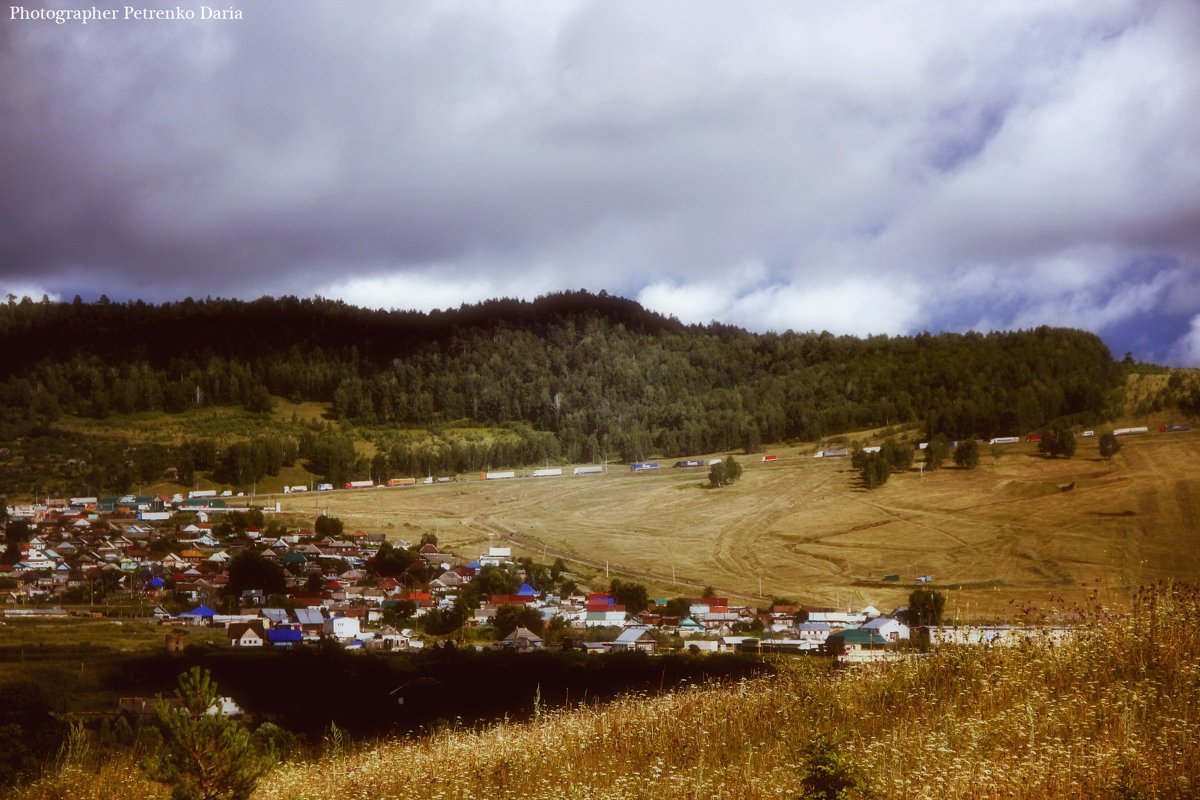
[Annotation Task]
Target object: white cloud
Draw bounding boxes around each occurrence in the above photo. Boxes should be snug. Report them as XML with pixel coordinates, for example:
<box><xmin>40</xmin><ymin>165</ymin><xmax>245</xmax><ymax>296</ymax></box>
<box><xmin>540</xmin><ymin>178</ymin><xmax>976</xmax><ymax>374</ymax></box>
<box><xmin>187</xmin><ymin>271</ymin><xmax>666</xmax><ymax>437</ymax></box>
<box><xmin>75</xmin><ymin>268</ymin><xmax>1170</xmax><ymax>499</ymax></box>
<box><xmin>317</xmin><ymin>266</ymin><xmax>562</xmax><ymax>313</ymax></box>
<box><xmin>0</xmin><ymin>284</ymin><xmax>59</xmax><ymax>304</ymax></box>
<box><xmin>1171</xmin><ymin>315</ymin><xmax>1200</xmax><ymax>368</ymax></box>
<box><xmin>640</xmin><ymin>273</ymin><xmax>921</xmax><ymax>336</ymax></box>
<box><xmin>4</xmin><ymin>0</ymin><xmax>1200</xmax><ymax>361</ymax></box>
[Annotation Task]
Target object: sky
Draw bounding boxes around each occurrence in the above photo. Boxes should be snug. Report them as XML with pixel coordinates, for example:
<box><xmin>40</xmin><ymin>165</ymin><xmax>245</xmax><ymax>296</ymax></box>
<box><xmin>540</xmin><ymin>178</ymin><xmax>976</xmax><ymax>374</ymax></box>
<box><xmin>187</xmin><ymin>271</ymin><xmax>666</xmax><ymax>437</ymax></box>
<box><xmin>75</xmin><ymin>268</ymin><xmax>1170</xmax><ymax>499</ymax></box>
<box><xmin>3</xmin><ymin>0</ymin><xmax>1200</xmax><ymax>364</ymax></box>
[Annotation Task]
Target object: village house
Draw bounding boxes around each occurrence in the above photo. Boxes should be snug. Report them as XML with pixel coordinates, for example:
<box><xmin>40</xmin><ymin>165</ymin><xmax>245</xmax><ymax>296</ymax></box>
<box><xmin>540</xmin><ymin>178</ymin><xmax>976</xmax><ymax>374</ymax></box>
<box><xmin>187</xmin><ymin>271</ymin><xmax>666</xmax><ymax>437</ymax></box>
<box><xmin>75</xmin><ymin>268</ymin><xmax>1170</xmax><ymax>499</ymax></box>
<box><xmin>323</xmin><ymin>615</ymin><xmax>361</xmax><ymax>640</ymax></box>
<box><xmin>609</xmin><ymin>625</ymin><xmax>657</xmax><ymax>654</ymax></box>
<box><xmin>228</xmin><ymin>620</ymin><xmax>267</xmax><ymax>647</ymax></box>
<box><xmin>860</xmin><ymin>616</ymin><xmax>910</xmax><ymax>641</ymax></box>
<box><xmin>501</xmin><ymin>626</ymin><xmax>544</xmax><ymax>651</ymax></box>
<box><xmin>825</xmin><ymin>629</ymin><xmax>903</xmax><ymax>663</ymax></box>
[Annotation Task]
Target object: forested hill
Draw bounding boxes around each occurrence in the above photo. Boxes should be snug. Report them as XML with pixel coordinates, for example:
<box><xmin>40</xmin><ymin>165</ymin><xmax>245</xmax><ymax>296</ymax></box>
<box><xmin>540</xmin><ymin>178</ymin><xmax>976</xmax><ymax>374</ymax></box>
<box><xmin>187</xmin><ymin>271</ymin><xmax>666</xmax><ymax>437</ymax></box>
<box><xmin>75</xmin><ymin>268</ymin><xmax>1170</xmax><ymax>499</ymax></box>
<box><xmin>0</xmin><ymin>292</ymin><xmax>1119</xmax><ymax>463</ymax></box>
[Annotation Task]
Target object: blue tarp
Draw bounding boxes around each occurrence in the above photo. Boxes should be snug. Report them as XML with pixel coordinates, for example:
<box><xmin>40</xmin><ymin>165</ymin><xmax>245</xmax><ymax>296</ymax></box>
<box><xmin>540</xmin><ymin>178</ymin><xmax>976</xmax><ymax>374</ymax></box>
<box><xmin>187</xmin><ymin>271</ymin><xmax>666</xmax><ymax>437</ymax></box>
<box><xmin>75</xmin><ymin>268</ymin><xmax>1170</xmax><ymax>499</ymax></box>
<box><xmin>148</xmin><ymin>576</ymin><xmax>165</xmax><ymax>588</ymax></box>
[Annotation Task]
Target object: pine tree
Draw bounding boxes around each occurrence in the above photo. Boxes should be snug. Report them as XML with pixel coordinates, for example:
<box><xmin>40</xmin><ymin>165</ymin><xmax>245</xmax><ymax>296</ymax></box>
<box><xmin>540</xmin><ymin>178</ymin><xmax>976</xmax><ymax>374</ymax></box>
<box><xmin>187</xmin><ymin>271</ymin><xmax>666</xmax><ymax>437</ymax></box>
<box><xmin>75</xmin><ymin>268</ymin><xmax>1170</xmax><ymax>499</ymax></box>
<box><xmin>145</xmin><ymin>667</ymin><xmax>273</xmax><ymax>800</ymax></box>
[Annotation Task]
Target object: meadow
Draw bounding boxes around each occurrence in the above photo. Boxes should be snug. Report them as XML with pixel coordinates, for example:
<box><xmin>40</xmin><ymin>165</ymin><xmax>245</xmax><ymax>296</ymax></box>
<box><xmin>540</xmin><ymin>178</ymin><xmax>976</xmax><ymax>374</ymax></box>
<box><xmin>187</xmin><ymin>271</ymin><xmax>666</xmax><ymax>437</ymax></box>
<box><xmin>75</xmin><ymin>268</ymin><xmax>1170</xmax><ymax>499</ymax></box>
<box><xmin>277</xmin><ymin>421</ymin><xmax>1200</xmax><ymax>620</ymax></box>
<box><xmin>14</xmin><ymin>581</ymin><xmax>1200</xmax><ymax>799</ymax></box>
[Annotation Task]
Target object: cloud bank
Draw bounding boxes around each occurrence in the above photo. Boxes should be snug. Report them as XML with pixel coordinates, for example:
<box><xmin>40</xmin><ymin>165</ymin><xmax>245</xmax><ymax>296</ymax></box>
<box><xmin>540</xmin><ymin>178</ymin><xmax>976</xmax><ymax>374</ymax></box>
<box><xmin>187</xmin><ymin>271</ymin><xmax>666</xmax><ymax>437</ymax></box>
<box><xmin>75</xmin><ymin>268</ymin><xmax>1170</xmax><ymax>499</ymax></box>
<box><xmin>2</xmin><ymin>0</ymin><xmax>1199</xmax><ymax>362</ymax></box>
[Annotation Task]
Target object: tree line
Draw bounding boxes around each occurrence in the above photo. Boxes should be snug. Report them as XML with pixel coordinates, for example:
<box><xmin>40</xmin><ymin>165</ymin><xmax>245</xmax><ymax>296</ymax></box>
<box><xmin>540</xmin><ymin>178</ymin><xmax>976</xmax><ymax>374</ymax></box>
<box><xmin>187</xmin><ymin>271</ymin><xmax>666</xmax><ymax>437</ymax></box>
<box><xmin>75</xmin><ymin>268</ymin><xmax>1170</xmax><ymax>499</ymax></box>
<box><xmin>0</xmin><ymin>292</ymin><xmax>1123</xmax><ymax>489</ymax></box>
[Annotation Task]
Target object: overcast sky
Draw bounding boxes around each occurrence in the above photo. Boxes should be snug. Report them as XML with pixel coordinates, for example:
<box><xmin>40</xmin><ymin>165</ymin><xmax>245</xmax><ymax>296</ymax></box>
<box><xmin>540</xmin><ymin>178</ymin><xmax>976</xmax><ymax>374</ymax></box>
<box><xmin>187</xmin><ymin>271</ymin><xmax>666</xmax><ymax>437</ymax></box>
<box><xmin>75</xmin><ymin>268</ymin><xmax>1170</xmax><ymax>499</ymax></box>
<box><xmin>3</xmin><ymin>0</ymin><xmax>1200</xmax><ymax>364</ymax></box>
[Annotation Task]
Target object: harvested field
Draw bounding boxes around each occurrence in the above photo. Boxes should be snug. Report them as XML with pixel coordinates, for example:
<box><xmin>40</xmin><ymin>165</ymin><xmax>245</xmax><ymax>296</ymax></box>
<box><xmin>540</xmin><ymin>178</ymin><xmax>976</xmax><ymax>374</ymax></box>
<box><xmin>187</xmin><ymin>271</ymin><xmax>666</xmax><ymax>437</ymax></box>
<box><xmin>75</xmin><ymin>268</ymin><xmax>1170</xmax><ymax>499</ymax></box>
<box><xmin>279</xmin><ymin>428</ymin><xmax>1200</xmax><ymax>620</ymax></box>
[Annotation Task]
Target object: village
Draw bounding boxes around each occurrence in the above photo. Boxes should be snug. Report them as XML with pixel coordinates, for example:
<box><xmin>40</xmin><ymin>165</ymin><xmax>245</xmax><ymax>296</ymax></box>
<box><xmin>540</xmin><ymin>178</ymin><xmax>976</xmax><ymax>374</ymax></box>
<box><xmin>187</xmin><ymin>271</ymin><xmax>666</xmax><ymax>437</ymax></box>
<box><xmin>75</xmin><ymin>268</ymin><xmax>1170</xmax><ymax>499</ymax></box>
<box><xmin>1</xmin><ymin>496</ymin><xmax>1073</xmax><ymax>664</ymax></box>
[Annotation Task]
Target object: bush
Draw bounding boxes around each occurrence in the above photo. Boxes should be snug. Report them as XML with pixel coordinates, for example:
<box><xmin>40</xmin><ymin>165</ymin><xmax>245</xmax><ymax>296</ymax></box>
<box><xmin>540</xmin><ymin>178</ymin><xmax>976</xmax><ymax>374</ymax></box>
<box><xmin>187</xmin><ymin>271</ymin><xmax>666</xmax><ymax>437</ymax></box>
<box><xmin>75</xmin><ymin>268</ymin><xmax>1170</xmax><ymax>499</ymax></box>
<box><xmin>800</xmin><ymin>733</ymin><xmax>871</xmax><ymax>800</ymax></box>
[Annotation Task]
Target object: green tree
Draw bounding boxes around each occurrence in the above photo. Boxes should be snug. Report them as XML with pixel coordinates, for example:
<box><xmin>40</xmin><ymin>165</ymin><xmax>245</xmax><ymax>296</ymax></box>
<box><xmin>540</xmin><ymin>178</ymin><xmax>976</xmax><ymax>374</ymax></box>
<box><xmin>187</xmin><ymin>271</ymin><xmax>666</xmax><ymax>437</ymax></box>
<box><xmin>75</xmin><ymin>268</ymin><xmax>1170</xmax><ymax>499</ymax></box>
<box><xmin>1098</xmin><ymin>431</ymin><xmax>1122</xmax><ymax>459</ymax></box>
<box><xmin>420</xmin><ymin>607</ymin><xmax>463</xmax><ymax>636</ymax></box>
<box><xmin>1038</xmin><ymin>426</ymin><xmax>1077</xmax><ymax>458</ymax></box>
<box><xmin>1</xmin><ymin>519</ymin><xmax>31</xmax><ymax>566</ymax></box>
<box><xmin>708</xmin><ymin>455</ymin><xmax>743</xmax><ymax>488</ymax></box>
<box><xmin>881</xmin><ymin>441</ymin><xmax>914</xmax><ymax>471</ymax></box>
<box><xmin>226</xmin><ymin>551</ymin><xmax>286</xmax><ymax>598</ymax></box>
<box><xmin>799</xmin><ymin>734</ymin><xmax>871</xmax><ymax>800</ymax></box>
<box><xmin>953</xmin><ymin>439</ymin><xmax>980</xmax><ymax>469</ymax></box>
<box><xmin>610</xmin><ymin>578</ymin><xmax>649</xmax><ymax>614</ymax></box>
<box><xmin>492</xmin><ymin>603</ymin><xmax>544</xmax><ymax>637</ymax></box>
<box><xmin>381</xmin><ymin>599</ymin><xmax>417</xmax><ymax>626</ymax></box>
<box><xmin>860</xmin><ymin>453</ymin><xmax>890</xmax><ymax>489</ymax></box>
<box><xmin>0</xmin><ymin>681</ymin><xmax>65</xmax><ymax>786</ymax></box>
<box><xmin>474</xmin><ymin>564</ymin><xmax>521</xmax><ymax>597</ymax></box>
<box><xmin>924</xmin><ymin>434</ymin><xmax>950</xmax><ymax>471</ymax></box>
<box><xmin>367</xmin><ymin>542</ymin><xmax>416</xmax><ymax>578</ymax></box>
<box><xmin>907</xmin><ymin>586</ymin><xmax>946</xmax><ymax>627</ymax></box>
<box><xmin>243</xmin><ymin>385</ymin><xmax>274</xmax><ymax>415</ymax></box>
<box><xmin>145</xmin><ymin>667</ymin><xmax>273</xmax><ymax>800</ymax></box>
<box><xmin>313</xmin><ymin>515</ymin><xmax>344</xmax><ymax>538</ymax></box>
<box><xmin>663</xmin><ymin>597</ymin><xmax>693</xmax><ymax>619</ymax></box>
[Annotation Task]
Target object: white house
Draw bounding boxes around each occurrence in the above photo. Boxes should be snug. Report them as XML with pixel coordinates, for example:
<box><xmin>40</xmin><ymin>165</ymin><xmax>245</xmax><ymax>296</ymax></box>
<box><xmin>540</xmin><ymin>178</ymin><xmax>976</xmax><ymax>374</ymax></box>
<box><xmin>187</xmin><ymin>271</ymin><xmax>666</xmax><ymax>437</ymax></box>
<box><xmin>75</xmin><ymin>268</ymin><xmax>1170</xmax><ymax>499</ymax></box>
<box><xmin>860</xmin><ymin>617</ymin><xmax>909</xmax><ymax>641</ymax></box>
<box><xmin>807</xmin><ymin>609</ymin><xmax>869</xmax><ymax>626</ymax></box>
<box><xmin>479</xmin><ymin>546</ymin><xmax>513</xmax><ymax>567</ymax></box>
<box><xmin>584</xmin><ymin>604</ymin><xmax>627</xmax><ymax>628</ymax></box>
<box><xmin>794</xmin><ymin>621</ymin><xmax>832</xmax><ymax>643</ymax></box>
<box><xmin>227</xmin><ymin>621</ymin><xmax>266</xmax><ymax>647</ymax></box>
<box><xmin>323</xmin><ymin>616</ymin><xmax>361</xmax><ymax>640</ymax></box>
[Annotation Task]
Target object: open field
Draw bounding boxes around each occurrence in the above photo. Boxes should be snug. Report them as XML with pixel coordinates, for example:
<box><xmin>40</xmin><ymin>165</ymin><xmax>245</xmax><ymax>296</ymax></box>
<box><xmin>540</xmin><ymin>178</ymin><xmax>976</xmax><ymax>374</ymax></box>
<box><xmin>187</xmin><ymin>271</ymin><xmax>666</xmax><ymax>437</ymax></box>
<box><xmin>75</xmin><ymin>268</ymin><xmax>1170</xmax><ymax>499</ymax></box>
<box><xmin>278</xmin><ymin>424</ymin><xmax>1200</xmax><ymax>619</ymax></box>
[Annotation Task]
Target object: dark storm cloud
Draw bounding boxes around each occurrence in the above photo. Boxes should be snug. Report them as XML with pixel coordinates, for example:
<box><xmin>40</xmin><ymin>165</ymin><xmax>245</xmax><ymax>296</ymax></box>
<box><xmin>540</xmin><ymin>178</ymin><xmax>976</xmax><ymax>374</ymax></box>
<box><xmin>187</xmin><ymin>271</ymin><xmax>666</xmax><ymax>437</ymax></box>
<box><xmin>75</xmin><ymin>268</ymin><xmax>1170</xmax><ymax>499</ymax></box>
<box><xmin>2</xmin><ymin>0</ymin><xmax>1200</xmax><ymax>362</ymax></box>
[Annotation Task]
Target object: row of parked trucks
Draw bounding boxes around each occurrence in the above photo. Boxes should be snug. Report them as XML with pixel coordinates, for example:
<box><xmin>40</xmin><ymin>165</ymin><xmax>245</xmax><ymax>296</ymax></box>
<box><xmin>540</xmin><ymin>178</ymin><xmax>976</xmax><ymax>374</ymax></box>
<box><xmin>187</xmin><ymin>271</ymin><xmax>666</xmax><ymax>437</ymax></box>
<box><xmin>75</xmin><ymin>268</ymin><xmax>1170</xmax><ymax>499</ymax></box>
<box><xmin>101</xmin><ymin>424</ymin><xmax>1188</xmax><ymax>508</ymax></box>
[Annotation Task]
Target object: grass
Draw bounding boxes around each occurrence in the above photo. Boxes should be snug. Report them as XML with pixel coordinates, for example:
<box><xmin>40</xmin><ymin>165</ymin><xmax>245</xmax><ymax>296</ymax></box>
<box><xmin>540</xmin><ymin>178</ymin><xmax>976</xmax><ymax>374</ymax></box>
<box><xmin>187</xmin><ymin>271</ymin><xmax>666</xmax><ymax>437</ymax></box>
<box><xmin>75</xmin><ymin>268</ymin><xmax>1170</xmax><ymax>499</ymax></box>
<box><xmin>14</xmin><ymin>581</ymin><xmax>1200</xmax><ymax>799</ymax></box>
<box><xmin>0</xmin><ymin>619</ymin><xmax>224</xmax><ymax>713</ymax></box>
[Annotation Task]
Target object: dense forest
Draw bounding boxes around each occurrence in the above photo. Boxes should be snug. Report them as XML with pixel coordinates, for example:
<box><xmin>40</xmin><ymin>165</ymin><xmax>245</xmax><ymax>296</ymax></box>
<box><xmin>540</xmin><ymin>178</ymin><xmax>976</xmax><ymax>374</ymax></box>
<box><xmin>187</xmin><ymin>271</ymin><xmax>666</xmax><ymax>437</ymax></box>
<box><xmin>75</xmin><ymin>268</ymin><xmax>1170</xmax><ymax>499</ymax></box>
<box><xmin>0</xmin><ymin>291</ymin><xmax>1126</xmax><ymax>495</ymax></box>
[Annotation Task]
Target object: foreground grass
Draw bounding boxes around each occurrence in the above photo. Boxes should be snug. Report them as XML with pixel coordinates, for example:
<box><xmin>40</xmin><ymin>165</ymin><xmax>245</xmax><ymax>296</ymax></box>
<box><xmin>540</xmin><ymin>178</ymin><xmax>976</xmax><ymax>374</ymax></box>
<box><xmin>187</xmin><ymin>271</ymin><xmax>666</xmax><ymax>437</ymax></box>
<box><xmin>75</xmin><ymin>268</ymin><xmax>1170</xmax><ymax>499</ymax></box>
<box><xmin>17</xmin><ymin>582</ymin><xmax>1200</xmax><ymax>799</ymax></box>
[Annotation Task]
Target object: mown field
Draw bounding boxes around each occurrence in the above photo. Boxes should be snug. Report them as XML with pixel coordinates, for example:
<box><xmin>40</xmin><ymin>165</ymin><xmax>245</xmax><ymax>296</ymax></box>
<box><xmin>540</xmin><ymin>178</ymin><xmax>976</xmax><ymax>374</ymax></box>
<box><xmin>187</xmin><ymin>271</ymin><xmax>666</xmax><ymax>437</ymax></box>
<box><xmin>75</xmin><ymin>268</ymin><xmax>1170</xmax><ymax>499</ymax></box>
<box><xmin>278</xmin><ymin>420</ymin><xmax>1200</xmax><ymax>619</ymax></box>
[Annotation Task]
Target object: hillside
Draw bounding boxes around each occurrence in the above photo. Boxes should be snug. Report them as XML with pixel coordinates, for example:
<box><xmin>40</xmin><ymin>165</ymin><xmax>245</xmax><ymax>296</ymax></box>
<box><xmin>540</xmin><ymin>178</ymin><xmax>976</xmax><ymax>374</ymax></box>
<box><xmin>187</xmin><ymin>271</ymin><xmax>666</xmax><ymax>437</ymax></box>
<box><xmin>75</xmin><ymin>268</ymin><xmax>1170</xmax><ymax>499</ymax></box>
<box><xmin>14</xmin><ymin>581</ymin><xmax>1200</xmax><ymax>799</ymax></box>
<box><xmin>276</xmin><ymin>422</ymin><xmax>1200</xmax><ymax>618</ymax></box>
<box><xmin>0</xmin><ymin>292</ymin><xmax>1124</xmax><ymax>498</ymax></box>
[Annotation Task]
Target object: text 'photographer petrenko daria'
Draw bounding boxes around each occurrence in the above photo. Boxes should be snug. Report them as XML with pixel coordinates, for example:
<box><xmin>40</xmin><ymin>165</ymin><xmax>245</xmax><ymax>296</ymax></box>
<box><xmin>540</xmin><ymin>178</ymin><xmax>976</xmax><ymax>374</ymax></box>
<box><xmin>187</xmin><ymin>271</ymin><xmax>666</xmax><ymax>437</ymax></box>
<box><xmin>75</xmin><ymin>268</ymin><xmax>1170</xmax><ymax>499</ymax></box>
<box><xmin>9</xmin><ymin>4</ymin><xmax>244</xmax><ymax>24</ymax></box>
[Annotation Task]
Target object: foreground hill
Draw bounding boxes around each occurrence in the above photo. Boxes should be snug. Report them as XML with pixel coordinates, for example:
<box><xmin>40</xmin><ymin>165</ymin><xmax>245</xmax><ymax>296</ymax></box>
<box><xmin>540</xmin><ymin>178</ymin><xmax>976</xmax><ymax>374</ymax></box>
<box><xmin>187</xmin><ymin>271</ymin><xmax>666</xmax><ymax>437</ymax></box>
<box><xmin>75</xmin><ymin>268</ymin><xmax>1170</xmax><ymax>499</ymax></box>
<box><xmin>0</xmin><ymin>292</ymin><xmax>1120</xmax><ymax>496</ymax></box>
<box><xmin>15</xmin><ymin>582</ymin><xmax>1200</xmax><ymax>799</ymax></box>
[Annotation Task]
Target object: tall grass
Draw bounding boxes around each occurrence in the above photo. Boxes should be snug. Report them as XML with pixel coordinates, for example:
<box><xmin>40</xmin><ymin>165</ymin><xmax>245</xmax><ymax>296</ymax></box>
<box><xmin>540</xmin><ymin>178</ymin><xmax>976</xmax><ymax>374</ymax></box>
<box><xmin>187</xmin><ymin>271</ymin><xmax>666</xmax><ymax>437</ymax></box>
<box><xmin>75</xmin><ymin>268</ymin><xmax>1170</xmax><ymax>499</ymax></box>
<box><xmin>14</xmin><ymin>582</ymin><xmax>1200</xmax><ymax>799</ymax></box>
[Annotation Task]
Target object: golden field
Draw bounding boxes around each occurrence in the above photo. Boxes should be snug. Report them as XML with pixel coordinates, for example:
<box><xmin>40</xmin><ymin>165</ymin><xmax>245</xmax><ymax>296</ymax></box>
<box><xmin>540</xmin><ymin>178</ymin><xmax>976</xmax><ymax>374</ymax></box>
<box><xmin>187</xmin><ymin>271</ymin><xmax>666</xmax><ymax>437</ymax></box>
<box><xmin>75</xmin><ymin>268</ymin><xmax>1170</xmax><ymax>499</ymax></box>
<box><xmin>278</xmin><ymin>423</ymin><xmax>1200</xmax><ymax>620</ymax></box>
<box><xmin>16</xmin><ymin>581</ymin><xmax>1200</xmax><ymax>799</ymax></box>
